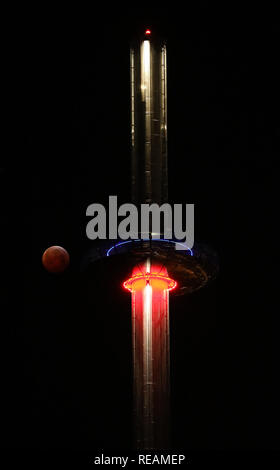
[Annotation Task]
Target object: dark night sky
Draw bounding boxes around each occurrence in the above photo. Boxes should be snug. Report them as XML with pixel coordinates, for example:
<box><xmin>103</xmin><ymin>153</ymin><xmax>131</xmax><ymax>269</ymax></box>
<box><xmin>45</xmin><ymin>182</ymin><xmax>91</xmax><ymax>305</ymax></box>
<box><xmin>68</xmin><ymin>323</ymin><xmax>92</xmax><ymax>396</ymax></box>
<box><xmin>1</xmin><ymin>5</ymin><xmax>280</xmax><ymax>459</ymax></box>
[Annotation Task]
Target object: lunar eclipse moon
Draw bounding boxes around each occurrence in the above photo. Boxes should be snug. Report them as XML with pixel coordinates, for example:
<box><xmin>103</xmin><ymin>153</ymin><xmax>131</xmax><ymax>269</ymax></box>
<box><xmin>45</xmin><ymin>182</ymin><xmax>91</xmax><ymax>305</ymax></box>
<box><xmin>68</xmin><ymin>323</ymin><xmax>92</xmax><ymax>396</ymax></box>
<box><xmin>42</xmin><ymin>245</ymin><xmax>70</xmax><ymax>273</ymax></box>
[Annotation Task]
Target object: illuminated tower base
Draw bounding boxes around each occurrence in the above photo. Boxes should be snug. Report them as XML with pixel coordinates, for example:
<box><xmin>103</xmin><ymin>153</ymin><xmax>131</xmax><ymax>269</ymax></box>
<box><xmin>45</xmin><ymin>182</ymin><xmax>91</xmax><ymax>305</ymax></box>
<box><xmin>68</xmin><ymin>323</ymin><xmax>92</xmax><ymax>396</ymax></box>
<box><xmin>124</xmin><ymin>259</ymin><xmax>176</xmax><ymax>449</ymax></box>
<box><xmin>83</xmin><ymin>239</ymin><xmax>218</xmax><ymax>449</ymax></box>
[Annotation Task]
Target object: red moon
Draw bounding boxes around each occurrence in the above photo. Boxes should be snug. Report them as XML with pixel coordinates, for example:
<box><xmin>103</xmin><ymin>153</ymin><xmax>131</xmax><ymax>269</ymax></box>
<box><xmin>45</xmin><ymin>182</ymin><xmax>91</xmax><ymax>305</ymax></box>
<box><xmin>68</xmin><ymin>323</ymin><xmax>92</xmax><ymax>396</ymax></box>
<box><xmin>42</xmin><ymin>246</ymin><xmax>70</xmax><ymax>273</ymax></box>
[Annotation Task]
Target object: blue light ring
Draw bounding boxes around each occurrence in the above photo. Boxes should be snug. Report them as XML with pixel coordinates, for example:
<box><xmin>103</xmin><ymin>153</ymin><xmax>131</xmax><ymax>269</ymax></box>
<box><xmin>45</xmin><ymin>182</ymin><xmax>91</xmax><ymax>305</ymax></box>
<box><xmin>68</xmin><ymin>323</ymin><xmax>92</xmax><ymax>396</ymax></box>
<box><xmin>106</xmin><ymin>239</ymin><xmax>193</xmax><ymax>257</ymax></box>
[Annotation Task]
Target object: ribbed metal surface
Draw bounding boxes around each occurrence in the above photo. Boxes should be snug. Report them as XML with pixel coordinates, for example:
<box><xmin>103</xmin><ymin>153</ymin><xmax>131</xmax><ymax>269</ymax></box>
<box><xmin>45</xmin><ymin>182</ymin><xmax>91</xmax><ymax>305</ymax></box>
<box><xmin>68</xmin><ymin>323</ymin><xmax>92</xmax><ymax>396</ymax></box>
<box><xmin>130</xmin><ymin>261</ymin><xmax>171</xmax><ymax>449</ymax></box>
<box><xmin>130</xmin><ymin>37</ymin><xmax>168</xmax><ymax>205</ymax></box>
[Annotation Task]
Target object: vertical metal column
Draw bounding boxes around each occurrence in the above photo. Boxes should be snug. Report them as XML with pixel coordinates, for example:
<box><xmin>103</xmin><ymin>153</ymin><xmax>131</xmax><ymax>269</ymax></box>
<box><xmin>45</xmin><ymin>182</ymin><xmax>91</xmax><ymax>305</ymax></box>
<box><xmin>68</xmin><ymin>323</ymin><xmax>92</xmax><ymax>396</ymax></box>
<box><xmin>129</xmin><ymin>30</ymin><xmax>171</xmax><ymax>449</ymax></box>
<box><xmin>126</xmin><ymin>261</ymin><xmax>175</xmax><ymax>449</ymax></box>
<box><xmin>130</xmin><ymin>33</ymin><xmax>168</xmax><ymax>206</ymax></box>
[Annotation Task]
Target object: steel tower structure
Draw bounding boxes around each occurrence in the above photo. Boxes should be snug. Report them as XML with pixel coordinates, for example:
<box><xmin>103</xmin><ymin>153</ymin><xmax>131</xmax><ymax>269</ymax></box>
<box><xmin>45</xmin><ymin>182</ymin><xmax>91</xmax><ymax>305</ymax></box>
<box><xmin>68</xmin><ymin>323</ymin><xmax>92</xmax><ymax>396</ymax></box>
<box><xmin>83</xmin><ymin>27</ymin><xmax>218</xmax><ymax>451</ymax></box>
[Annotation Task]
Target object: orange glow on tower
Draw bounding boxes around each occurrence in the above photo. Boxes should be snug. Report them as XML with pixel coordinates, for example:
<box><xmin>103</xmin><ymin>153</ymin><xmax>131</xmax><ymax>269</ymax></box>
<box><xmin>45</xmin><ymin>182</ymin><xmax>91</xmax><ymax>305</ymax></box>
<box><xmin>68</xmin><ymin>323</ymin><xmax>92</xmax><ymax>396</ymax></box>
<box><xmin>124</xmin><ymin>260</ymin><xmax>176</xmax><ymax>448</ymax></box>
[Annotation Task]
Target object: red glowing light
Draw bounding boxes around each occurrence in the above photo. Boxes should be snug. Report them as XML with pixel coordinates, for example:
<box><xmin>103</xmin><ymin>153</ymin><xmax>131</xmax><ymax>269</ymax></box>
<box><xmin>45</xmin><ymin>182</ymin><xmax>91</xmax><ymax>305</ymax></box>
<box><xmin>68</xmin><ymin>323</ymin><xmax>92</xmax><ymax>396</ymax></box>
<box><xmin>145</xmin><ymin>29</ymin><xmax>151</xmax><ymax>35</ymax></box>
<box><xmin>123</xmin><ymin>271</ymin><xmax>176</xmax><ymax>292</ymax></box>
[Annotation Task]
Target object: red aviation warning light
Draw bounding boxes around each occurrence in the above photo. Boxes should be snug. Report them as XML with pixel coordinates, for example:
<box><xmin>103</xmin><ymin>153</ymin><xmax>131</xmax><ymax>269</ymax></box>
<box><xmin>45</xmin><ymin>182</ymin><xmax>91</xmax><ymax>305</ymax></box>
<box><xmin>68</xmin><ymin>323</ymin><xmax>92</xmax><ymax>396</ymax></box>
<box><xmin>145</xmin><ymin>29</ymin><xmax>151</xmax><ymax>36</ymax></box>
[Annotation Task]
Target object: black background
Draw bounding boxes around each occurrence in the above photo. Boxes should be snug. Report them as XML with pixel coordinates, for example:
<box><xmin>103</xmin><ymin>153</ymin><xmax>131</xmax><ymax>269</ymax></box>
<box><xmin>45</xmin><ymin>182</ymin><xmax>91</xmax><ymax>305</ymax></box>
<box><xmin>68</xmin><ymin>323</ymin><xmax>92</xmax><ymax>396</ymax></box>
<box><xmin>1</xmin><ymin>4</ymin><xmax>280</xmax><ymax>461</ymax></box>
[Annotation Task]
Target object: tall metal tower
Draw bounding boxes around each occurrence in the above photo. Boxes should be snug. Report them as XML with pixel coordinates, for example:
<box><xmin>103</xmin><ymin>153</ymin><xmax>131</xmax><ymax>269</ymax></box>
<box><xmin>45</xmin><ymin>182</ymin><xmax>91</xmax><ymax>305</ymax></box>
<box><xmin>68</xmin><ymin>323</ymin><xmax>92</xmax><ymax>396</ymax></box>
<box><xmin>83</xmin><ymin>27</ymin><xmax>218</xmax><ymax>451</ymax></box>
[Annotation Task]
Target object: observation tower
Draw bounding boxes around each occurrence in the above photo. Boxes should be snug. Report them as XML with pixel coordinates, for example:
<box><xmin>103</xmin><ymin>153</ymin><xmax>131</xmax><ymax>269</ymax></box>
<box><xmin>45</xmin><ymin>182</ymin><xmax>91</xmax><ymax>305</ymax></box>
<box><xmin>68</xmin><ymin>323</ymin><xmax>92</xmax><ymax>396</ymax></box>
<box><xmin>83</xmin><ymin>28</ymin><xmax>218</xmax><ymax>449</ymax></box>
